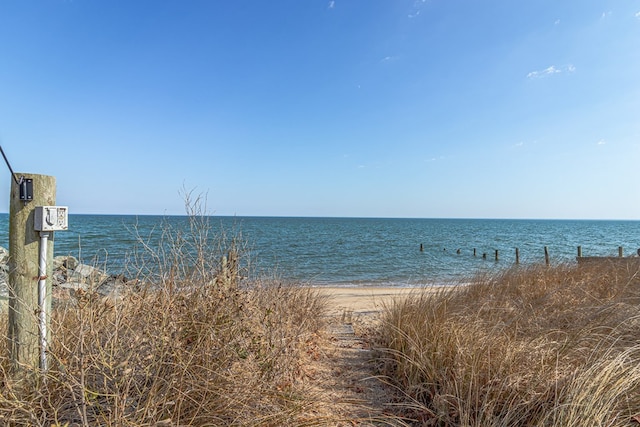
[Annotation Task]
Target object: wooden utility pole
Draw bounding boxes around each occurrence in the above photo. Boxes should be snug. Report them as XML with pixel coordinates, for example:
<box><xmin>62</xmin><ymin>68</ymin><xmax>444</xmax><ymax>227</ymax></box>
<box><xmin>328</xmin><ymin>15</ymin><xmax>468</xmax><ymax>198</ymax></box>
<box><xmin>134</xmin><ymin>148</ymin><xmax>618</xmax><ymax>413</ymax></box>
<box><xmin>8</xmin><ymin>173</ymin><xmax>56</xmax><ymax>375</ymax></box>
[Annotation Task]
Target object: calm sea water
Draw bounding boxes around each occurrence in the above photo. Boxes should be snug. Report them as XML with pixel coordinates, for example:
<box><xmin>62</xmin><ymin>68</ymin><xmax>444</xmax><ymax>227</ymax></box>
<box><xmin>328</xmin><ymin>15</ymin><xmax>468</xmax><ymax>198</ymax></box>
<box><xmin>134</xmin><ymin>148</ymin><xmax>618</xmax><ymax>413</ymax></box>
<box><xmin>0</xmin><ymin>214</ymin><xmax>639</xmax><ymax>287</ymax></box>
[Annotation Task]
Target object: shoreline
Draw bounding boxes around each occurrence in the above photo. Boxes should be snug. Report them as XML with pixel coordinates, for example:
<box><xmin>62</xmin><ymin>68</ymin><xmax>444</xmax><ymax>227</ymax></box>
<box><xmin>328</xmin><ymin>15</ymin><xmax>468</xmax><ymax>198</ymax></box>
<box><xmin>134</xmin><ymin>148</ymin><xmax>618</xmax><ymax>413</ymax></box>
<box><xmin>314</xmin><ymin>286</ymin><xmax>437</xmax><ymax>317</ymax></box>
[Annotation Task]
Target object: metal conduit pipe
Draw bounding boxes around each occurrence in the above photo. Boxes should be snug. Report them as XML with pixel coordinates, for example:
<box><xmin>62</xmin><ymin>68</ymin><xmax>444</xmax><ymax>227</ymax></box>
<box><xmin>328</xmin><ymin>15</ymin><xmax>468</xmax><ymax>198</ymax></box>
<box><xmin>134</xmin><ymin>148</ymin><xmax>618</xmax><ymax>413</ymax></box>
<box><xmin>38</xmin><ymin>231</ymin><xmax>51</xmax><ymax>372</ymax></box>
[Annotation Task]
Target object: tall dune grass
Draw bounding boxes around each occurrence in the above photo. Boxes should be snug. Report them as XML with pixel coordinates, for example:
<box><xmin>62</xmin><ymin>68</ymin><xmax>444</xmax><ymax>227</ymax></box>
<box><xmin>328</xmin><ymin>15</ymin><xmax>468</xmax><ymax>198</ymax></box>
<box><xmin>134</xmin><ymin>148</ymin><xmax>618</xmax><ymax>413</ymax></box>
<box><xmin>0</xmin><ymin>197</ymin><xmax>328</xmax><ymax>426</ymax></box>
<box><xmin>376</xmin><ymin>261</ymin><xmax>640</xmax><ymax>426</ymax></box>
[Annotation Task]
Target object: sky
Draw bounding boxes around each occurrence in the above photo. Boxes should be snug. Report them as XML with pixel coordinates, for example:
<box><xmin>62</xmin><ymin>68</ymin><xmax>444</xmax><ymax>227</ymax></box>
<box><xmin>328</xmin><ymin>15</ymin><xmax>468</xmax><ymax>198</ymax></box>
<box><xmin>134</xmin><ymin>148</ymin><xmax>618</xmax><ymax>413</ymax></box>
<box><xmin>0</xmin><ymin>0</ymin><xmax>639</xmax><ymax>219</ymax></box>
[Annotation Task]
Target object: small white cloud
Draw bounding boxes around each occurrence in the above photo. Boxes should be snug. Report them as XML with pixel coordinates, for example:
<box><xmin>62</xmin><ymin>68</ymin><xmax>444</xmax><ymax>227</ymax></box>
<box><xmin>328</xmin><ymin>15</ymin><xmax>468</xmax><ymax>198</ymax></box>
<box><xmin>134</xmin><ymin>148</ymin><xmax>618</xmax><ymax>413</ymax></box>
<box><xmin>409</xmin><ymin>0</ymin><xmax>427</xmax><ymax>18</ymax></box>
<box><xmin>597</xmin><ymin>139</ymin><xmax>607</xmax><ymax>145</ymax></box>
<box><xmin>527</xmin><ymin>66</ymin><xmax>560</xmax><ymax>79</ymax></box>
<box><xmin>635</xmin><ymin>11</ymin><xmax>640</xmax><ymax>19</ymax></box>
<box><xmin>381</xmin><ymin>55</ymin><xmax>398</xmax><ymax>63</ymax></box>
<box><xmin>554</xmin><ymin>19</ymin><xmax>561</xmax><ymax>25</ymax></box>
<box><xmin>527</xmin><ymin>64</ymin><xmax>575</xmax><ymax>79</ymax></box>
<box><xmin>601</xmin><ymin>11</ymin><xmax>612</xmax><ymax>19</ymax></box>
<box><xmin>513</xmin><ymin>142</ymin><xmax>525</xmax><ymax>148</ymax></box>
<box><xmin>328</xmin><ymin>1</ymin><xmax>335</xmax><ymax>9</ymax></box>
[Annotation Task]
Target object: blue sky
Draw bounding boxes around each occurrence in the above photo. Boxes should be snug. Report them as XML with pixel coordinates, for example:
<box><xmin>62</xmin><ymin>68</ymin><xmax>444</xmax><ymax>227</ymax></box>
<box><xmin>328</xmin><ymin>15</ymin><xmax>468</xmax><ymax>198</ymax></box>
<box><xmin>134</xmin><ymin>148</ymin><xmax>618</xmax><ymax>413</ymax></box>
<box><xmin>1</xmin><ymin>1</ymin><xmax>639</xmax><ymax>219</ymax></box>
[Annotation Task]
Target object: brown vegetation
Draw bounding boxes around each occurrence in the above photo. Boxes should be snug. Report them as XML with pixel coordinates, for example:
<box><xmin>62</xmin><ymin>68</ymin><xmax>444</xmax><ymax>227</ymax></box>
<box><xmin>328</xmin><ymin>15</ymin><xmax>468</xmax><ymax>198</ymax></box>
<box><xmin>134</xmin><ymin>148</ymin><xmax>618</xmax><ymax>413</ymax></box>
<box><xmin>0</xmin><ymin>197</ymin><xmax>332</xmax><ymax>426</ymax></box>
<box><xmin>0</xmin><ymin>273</ymin><xmax>330</xmax><ymax>426</ymax></box>
<box><xmin>375</xmin><ymin>262</ymin><xmax>640</xmax><ymax>426</ymax></box>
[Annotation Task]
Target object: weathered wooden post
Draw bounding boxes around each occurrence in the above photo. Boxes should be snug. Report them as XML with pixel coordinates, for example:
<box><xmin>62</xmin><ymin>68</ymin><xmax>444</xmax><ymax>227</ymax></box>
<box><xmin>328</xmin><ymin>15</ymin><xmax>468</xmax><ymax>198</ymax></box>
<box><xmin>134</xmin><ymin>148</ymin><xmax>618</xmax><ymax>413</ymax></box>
<box><xmin>515</xmin><ymin>248</ymin><xmax>520</xmax><ymax>264</ymax></box>
<box><xmin>544</xmin><ymin>246</ymin><xmax>550</xmax><ymax>266</ymax></box>
<box><xmin>577</xmin><ymin>246</ymin><xmax>582</xmax><ymax>258</ymax></box>
<box><xmin>473</xmin><ymin>248</ymin><xmax>476</xmax><ymax>257</ymax></box>
<box><xmin>8</xmin><ymin>173</ymin><xmax>56</xmax><ymax>376</ymax></box>
<box><xmin>618</xmin><ymin>246</ymin><xmax>623</xmax><ymax>258</ymax></box>
<box><xmin>218</xmin><ymin>248</ymin><xmax>239</xmax><ymax>289</ymax></box>
<box><xmin>495</xmin><ymin>249</ymin><xmax>499</xmax><ymax>261</ymax></box>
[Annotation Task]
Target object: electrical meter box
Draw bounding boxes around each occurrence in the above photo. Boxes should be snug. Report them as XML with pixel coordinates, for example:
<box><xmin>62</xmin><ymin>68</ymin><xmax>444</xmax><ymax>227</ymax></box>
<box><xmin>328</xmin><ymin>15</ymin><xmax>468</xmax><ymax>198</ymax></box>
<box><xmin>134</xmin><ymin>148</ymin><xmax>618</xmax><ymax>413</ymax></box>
<box><xmin>34</xmin><ymin>206</ymin><xmax>69</xmax><ymax>231</ymax></box>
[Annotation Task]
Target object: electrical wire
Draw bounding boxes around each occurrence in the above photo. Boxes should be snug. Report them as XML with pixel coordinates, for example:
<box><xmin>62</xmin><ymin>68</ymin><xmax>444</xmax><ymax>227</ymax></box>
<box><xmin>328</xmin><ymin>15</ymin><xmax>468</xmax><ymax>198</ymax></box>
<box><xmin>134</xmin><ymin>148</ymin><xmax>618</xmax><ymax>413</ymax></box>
<box><xmin>0</xmin><ymin>144</ymin><xmax>20</xmax><ymax>185</ymax></box>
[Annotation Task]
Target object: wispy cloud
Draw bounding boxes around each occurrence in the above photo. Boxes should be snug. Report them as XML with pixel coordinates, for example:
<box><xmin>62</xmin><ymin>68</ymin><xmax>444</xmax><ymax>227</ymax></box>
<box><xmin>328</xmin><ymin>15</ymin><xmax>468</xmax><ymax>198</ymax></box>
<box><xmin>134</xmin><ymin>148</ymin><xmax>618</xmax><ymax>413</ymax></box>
<box><xmin>554</xmin><ymin>19</ymin><xmax>561</xmax><ymax>25</ymax></box>
<box><xmin>635</xmin><ymin>11</ymin><xmax>640</xmax><ymax>19</ymax></box>
<box><xmin>427</xmin><ymin>156</ymin><xmax>445</xmax><ymax>162</ymax></box>
<box><xmin>527</xmin><ymin>65</ymin><xmax>561</xmax><ymax>78</ymax></box>
<box><xmin>408</xmin><ymin>0</ymin><xmax>427</xmax><ymax>18</ymax></box>
<box><xmin>601</xmin><ymin>11</ymin><xmax>612</xmax><ymax>19</ymax></box>
<box><xmin>328</xmin><ymin>1</ymin><xmax>335</xmax><ymax>9</ymax></box>
<box><xmin>597</xmin><ymin>139</ymin><xmax>607</xmax><ymax>146</ymax></box>
<box><xmin>380</xmin><ymin>55</ymin><xmax>398</xmax><ymax>63</ymax></box>
<box><xmin>527</xmin><ymin>64</ymin><xmax>575</xmax><ymax>79</ymax></box>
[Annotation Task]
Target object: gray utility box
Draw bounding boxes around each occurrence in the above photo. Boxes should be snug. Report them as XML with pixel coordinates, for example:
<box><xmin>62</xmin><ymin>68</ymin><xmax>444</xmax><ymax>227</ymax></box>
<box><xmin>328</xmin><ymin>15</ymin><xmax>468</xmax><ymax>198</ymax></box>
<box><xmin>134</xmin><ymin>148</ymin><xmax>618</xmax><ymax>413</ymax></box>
<box><xmin>34</xmin><ymin>206</ymin><xmax>69</xmax><ymax>231</ymax></box>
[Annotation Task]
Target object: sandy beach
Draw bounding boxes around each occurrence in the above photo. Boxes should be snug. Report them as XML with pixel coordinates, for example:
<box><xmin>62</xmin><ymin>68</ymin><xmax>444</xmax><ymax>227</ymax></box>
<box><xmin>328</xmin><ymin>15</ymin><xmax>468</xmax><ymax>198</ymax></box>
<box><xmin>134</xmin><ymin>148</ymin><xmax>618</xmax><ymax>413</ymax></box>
<box><xmin>315</xmin><ymin>286</ymin><xmax>433</xmax><ymax>317</ymax></box>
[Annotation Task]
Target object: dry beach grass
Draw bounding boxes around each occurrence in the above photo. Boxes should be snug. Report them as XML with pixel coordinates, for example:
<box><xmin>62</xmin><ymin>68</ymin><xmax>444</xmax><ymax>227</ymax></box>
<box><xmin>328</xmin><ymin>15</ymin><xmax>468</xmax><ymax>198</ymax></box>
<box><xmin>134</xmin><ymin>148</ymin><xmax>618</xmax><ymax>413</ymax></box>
<box><xmin>0</xmin><ymin>254</ymin><xmax>332</xmax><ymax>425</ymax></box>
<box><xmin>0</xmin><ymin>196</ymin><xmax>336</xmax><ymax>426</ymax></box>
<box><xmin>375</xmin><ymin>261</ymin><xmax>640</xmax><ymax>426</ymax></box>
<box><xmin>3</xmin><ymin>260</ymin><xmax>640</xmax><ymax>425</ymax></box>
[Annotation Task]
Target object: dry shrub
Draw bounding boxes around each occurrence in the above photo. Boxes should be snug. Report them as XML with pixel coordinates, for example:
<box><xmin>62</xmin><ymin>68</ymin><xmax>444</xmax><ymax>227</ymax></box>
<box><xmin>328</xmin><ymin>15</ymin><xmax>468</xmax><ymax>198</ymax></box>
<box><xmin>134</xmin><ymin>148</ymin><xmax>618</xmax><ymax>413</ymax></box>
<box><xmin>376</xmin><ymin>262</ymin><xmax>640</xmax><ymax>426</ymax></box>
<box><xmin>0</xmin><ymin>282</ymin><xmax>326</xmax><ymax>426</ymax></box>
<box><xmin>0</xmin><ymin>196</ymin><xmax>328</xmax><ymax>426</ymax></box>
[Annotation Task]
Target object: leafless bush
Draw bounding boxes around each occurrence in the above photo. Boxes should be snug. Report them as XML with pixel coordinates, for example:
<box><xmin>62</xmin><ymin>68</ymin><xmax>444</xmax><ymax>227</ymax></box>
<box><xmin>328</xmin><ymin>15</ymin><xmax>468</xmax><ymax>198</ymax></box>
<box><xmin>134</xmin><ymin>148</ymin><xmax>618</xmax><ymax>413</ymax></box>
<box><xmin>0</xmin><ymin>195</ymin><xmax>327</xmax><ymax>426</ymax></box>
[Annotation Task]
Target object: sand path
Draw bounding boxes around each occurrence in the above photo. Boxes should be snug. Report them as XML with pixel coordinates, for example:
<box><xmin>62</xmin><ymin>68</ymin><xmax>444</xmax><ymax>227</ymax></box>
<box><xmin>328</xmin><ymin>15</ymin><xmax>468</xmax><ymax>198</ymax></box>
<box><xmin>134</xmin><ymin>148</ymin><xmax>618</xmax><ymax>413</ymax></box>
<box><xmin>300</xmin><ymin>287</ymin><xmax>432</xmax><ymax>425</ymax></box>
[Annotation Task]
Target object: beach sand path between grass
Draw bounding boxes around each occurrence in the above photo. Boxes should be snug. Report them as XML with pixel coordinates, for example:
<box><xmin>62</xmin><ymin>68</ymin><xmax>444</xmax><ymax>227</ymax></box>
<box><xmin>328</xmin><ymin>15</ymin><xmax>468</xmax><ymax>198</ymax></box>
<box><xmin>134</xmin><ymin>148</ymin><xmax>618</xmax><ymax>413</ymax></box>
<box><xmin>299</xmin><ymin>287</ymin><xmax>430</xmax><ymax>426</ymax></box>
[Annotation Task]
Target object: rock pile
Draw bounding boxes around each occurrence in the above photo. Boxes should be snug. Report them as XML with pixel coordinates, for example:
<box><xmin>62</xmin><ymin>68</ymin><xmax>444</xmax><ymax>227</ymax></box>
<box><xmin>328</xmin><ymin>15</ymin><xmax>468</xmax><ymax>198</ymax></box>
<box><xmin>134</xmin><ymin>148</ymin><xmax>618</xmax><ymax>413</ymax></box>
<box><xmin>0</xmin><ymin>246</ymin><xmax>139</xmax><ymax>306</ymax></box>
<box><xmin>0</xmin><ymin>246</ymin><xmax>238</xmax><ymax>309</ymax></box>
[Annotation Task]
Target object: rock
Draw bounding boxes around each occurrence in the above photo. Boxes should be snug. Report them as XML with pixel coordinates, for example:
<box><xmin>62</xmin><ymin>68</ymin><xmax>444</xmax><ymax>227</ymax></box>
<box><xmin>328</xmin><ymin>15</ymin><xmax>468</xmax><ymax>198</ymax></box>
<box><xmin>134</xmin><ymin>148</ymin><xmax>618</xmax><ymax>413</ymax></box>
<box><xmin>0</xmin><ymin>245</ymin><xmax>150</xmax><ymax>307</ymax></box>
<box><xmin>59</xmin><ymin>281</ymin><xmax>90</xmax><ymax>293</ymax></box>
<box><xmin>0</xmin><ymin>246</ymin><xmax>8</xmax><ymax>265</ymax></box>
<box><xmin>52</xmin><ymin>269</ymin><xmax>66</xmax><ymax>287</ymax></box>
<box><xmin>0</xmin><ymin>280</ymin><xmax>7</xmax><ymax>299</ymax></box>
<box><xmin>54</xmin><ymin>255</ymin><xmax>79</xmax><ymax>271</ymax></box>
<box><xmin>0</xmin><ymin>264</ymin><xmax>8</xmax><ymax>297</ymax></box>
<box><xmin>68</xmin><ymin>263</ymin><xmax>109</xmax><ymax>287</ymax></box>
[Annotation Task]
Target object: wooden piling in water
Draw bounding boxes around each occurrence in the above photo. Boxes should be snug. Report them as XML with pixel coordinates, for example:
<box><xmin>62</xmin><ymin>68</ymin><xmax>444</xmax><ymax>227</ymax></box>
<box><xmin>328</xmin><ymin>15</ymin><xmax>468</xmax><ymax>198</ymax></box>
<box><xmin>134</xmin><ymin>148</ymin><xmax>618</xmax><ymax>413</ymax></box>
<box><xmin>577</xmin><ymin>246</ymin><xmax>582</xmax><ymax>258</ymax></box>
<box><xmin>515</xmin><ymin>248</ymin><xmax>520</xmax><ymax>264</ymax></box>
<box><xmin>618</xmin><ymin>246</ymin><xmax>623</xmax><ymax>257</ymax></box>
<box><xmin>495</xmin><ymin>249</ymin><xmax>499</xmax><ymax>261</ymax></box>
<box><xmin>544</xmin><ymin>246</ymin><xmax>550</xmax><ymax>266</ymax></box>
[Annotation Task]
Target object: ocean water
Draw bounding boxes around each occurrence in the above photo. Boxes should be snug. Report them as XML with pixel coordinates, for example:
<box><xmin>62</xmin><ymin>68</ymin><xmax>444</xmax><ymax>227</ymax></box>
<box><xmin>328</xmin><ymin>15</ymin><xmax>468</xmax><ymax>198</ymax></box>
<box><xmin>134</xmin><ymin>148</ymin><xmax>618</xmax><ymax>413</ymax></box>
<box><xmin>0</xmin><ymin>214</ymin><xmax>639</xmax><ymax>287</ymax></box>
